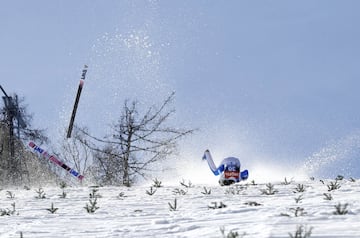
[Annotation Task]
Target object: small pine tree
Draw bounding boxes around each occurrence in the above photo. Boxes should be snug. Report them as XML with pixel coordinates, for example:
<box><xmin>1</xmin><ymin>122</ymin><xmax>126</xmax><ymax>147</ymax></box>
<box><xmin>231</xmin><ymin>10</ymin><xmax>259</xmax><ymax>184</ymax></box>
<box><xmin>168</xmin><ymin>198</ymin><xmax>177</xmax><ymax>211</ymax></box>
<box><xmin>84</xmin><ymin>189</ymin><xmax>100</xmax><ymax>213</ymax></box>
<box><xmin>289</xmin><ymin>225</ymin><xmax>313</xmax><ymax>238</ymax></box>
<box><xmin>35</xmin><ymin>188</ymin><xmax>46</xmax><ymax>199</ymax></box>
<box><xmin>260</xmin><ymin>183</ymin><xmax>278</xmax><ymax>195</ymax></box>
<box><xmin>146</xmin><ymin>187</ymin><xmax>157</xmax><ymax>195</ymax></box>
<box><xmin>46</xmin><ymin>203</ymin><xmax>59</xmax><ymax>214</ymax></box>
<box><xmin>333</xmin><ymin>203</ymin><xmax>349</xmax><ymax>215</ymax></box>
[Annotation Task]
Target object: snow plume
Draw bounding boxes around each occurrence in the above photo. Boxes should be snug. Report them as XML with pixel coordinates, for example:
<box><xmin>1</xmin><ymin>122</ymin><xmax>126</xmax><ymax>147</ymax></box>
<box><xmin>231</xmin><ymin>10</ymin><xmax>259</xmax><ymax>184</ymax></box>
<box><xmin>302</xmin><ymin>131</ymin><xmax>360</xmax><ymax>179</ymax></box>
<box><xmin>172</xmin><ymin>144</ymin><xmax>308</xmax><ymax>185</ymax></box>
<box><xmin>170</xmin><ymin>121</ymin><xmax>309</xmax><ymax>185</ymax></box>
<box><xmin>173</xmin><ymin>150</ymin><xmax>218</xmax><ymax>185</ymax></box>
<box><xmin>67</xmin><ymin>29</ymin><xmax>173</xmax><ymax>138</ymax></box>
<box><xmin>248</xmin><ymin>160</ymin><xmax>308</xmax><ymax>183</ymax></box>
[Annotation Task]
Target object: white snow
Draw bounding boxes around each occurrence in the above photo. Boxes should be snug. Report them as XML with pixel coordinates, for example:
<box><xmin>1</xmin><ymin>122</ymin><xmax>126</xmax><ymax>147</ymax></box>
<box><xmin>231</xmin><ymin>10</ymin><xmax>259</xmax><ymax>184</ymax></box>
<box><xmin>0</xmin><ymin>178</ymin><xmax>359</xmax><ymax>238</ymax></box>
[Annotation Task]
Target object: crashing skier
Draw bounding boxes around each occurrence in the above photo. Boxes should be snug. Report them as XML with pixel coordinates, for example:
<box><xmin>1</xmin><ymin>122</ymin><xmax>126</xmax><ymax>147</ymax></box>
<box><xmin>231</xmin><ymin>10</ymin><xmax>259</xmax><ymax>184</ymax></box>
<box><xmin>202</xmin><ymin>149</ymin><xmax>249</xmax><ymax>186</ymax></box>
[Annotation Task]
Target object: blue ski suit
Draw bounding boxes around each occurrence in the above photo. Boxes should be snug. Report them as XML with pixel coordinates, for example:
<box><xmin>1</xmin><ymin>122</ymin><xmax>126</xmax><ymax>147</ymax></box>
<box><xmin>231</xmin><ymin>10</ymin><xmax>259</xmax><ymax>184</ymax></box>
<box><xmin>202</xmin><ymin>149</ymin><xmax>249</xmax><ymax>185</ymax></box>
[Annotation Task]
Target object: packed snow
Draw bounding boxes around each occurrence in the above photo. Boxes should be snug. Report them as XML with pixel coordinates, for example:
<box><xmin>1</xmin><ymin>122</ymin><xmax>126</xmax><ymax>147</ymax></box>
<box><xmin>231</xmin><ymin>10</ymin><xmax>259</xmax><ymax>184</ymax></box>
<box><xmin>0</xmin><ymin>177</ymin><xmax>359</xmax><ymax>238</ymax></box>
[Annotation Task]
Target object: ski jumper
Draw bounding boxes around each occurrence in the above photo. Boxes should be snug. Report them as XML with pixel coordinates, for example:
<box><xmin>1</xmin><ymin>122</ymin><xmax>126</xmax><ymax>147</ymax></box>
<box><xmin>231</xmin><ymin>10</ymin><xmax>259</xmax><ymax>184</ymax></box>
<box><xmin>202</xmin><ymin>149</ymin><xmax>248</xmax><ymax>185</ymax></box>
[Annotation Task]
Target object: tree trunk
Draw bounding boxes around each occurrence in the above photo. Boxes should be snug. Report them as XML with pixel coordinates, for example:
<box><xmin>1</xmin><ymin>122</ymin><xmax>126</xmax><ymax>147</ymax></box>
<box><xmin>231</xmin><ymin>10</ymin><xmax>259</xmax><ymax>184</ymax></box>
<box><xmin>123</xmin><ymin>156</ymin><xmax>130</xmax><ymax>187</ymax></box>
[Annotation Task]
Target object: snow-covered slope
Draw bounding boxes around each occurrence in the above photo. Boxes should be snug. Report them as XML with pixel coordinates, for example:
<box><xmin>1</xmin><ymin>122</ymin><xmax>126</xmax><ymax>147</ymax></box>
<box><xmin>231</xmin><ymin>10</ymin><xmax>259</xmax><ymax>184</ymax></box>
<box><xmin>0</xmin><ymin>178</ymin><xmax>359</xmax><ymax>238</ymax></box>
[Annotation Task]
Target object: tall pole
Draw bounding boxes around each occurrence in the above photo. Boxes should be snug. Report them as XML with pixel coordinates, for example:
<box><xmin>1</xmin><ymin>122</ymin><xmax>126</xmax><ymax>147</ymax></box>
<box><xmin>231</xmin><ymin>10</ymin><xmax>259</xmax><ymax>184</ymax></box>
<box><xmin>0</xmin><ymin>85</ymin><xmax>9</xmax><ymax>98</ymax></box>
<box><xmin>0</xmin><ymin>85</ymin><xmax>15</xmax><ymax>157</ymax></box>
<box><xmin>0</xmin><ymin>85</ymin><xmax>17</xmax><ymax>182</ymax></box>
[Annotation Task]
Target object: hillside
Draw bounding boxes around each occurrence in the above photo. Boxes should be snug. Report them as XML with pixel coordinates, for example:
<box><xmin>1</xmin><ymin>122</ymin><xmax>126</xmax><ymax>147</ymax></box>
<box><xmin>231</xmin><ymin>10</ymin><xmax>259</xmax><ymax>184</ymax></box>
<box><xmin>0</xmin><ymin>178</ymin><xmax>359</xmax><ymax>237</ymax></box>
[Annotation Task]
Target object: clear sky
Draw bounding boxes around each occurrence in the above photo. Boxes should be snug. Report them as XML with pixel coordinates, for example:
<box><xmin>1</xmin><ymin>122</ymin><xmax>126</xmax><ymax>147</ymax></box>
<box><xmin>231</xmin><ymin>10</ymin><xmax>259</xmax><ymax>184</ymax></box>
<box><xmin>1</xmin><ymin>1</ymin><xmax>360</xmax><ymax>177</ymax></box>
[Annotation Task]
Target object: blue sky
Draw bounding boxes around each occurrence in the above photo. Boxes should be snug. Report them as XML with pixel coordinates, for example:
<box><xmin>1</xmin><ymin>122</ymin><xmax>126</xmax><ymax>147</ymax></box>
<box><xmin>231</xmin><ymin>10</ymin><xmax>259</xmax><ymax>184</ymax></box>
<box><xmin>2</xmin><ymin>1</ymin><xmax>360</xmax><ymax>177</ymax></box>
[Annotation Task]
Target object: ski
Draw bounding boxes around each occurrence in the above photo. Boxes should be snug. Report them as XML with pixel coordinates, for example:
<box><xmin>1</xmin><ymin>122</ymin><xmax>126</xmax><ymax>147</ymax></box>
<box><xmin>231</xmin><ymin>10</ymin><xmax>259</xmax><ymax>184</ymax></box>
<box><xmin>67</xmin><ymin>65</ymin><xmax>88</xmax><ymax>138</ymax></box>
<box><xmin>28</xmin><ymin>141</ymin><xmax>84</xmax><ymax>180</ymax></box>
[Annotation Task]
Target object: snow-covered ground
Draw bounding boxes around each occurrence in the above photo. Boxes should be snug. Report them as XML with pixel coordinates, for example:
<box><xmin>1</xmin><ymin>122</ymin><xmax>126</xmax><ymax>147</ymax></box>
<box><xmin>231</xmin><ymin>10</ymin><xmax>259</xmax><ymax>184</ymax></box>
<box><xmin>0</xmin><ymin>178</ymin><xmax>359</xmax><ymax>238</ymax></box>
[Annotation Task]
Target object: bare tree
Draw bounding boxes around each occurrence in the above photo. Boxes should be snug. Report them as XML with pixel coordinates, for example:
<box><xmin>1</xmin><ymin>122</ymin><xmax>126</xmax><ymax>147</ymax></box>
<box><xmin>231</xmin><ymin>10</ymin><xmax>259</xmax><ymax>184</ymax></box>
<box><xmin>58</xmin><ymin>127</ymin><xmax>92</xmax><ymax>178</ymax></box>
<box><xmin>80</xmin><ymin>92</ymin><xmax>194</xmax><ymax>186</ymax></box>
<box><xmin>0</xmin><ymin>96</ymin><xmax>48</xmax><ymax>143</ymax></box>
<box><xmin>0</xmin><ymin>95</ymin><xmax>48</xmax><ymax>185</ymax></box>
<box><xmin>90</xmin><ymin>145</ymin><xmax>124</xmax><ymax>185</ymax></box>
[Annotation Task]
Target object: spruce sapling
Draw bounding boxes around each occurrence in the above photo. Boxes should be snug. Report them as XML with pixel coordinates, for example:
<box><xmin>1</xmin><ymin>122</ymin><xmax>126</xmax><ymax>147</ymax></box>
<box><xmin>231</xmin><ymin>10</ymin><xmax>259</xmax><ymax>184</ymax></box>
<box><xmin>333</xmin><ymin>203</ymin><xmax>349</xmax><ymax>215</ymax></box>
<box><xmin>35</xmin><ymin>188</ymin><xmax>46</xmax><ymax>199</ymax></box>
<box><xmin>288</xmin><ymin>225</ymin><xmax>313</xmax><ymax>238</ymax></box>
<box><xmin>46</xmin><ymin>203</ymin><xmax>59</xmax><ymax>214</ymax></box>
<box><xmin>6</xmin><ymin>191</ymin><xmax>15</xmax><ymax>199</ymax></box>
<box><xmin>327</xmin><ymin>180</ymin><xmax>341</xmax><ymax>191</ymax></box>
<box><xmin>146</xmin><ymin>187</ymin><xmax>157</xmax><ymax>195</ymax></box>
<box><xmin>260</xmin><ymin>183</ymin><xmax>278</xmax><ymax>195</ymax></box>
<box><xmin>293</xmin><ymin>184</ymin><xmax>306</xmax><ymax>193</ymax></box>
<box><xmin>84</xmin><ymin>189</ymin><xmax>100</xmax><ymax>213</ymax></box>
<box><xmin>323</xmin><ymin>193</ymin><xmax>333</xmax><ymax>201</ymax></box>
<box><xmin>201</xmin><ymin>187</ymin><xmax>211</xmax><ymax>195</ymax></box>
<box><xmin>180</xmin><ymin>179</ymin><xmax>193</xmax><ymax>188</ymax></box>
<box><xmin>152</xmin><ymin>178</ymin><xmax>163</xmax><ymax>188</ymax></box>
<box><xmin>168</xmin><ymin>198</ymin><xmax>178</xmax><ymax>211</ymax></box>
